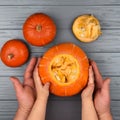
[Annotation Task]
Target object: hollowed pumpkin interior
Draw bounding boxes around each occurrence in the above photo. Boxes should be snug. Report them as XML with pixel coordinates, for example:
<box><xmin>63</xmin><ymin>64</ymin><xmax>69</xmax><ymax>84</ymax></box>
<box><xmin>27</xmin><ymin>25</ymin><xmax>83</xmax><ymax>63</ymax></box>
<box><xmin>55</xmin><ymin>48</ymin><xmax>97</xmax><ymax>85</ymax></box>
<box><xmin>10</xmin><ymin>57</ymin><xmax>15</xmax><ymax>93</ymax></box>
<box><xmin>73</xmin><ymin>15</ymin><xmax>101</xmax><ymax>42</ymax></box>
<box><xmin>49</xmin><ymin>54</ymin><xmax>80</xmax><ymax>84</ymax></box>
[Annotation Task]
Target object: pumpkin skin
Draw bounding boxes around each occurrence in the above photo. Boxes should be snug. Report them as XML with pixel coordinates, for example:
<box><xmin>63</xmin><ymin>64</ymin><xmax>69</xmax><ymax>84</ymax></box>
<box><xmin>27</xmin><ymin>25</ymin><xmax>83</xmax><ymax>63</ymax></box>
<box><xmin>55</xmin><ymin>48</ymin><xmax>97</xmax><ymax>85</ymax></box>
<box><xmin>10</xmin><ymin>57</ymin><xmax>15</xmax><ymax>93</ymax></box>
<box><xmin>72</xmin><ymin>14</ymin><xmax>102</xmax><ymax>42</ymax></box>
<box><xmin>0</xmin><ymin>40</ymin><xmax>29</xmax><ymax>67</ymax></box>
<box><xmin>23</xmin><ymin>13</ymin><xmax>56</xmax><ymax>46</ymax></box>
<box><xmin>38</xmin><ymin>43</ymin><xmax>89</xmax><ymax>96</ymax></box>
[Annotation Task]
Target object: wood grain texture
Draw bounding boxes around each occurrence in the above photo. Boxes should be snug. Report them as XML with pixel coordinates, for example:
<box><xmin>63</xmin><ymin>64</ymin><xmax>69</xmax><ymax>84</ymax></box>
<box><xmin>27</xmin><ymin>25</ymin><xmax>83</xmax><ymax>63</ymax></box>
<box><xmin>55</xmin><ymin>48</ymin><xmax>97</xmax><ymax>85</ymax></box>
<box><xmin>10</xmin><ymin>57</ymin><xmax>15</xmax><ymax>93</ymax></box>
<box><xmin>0</xmin><ymin>0</ymin><xmax>120</xmax><ymax>120</ymax></box>
<box><xmin>0</xmin><ymin>101</ymin><xmax>119</xmax><ymax>120</ymax></box>
<box><xmin>0</xmin><ymin>6</ymin><xmax>120</xmax><ymax>29</ymax></box>
<box><xmin>0</xmin><ymin>77</ymin><xmax>119</xmax><ymax>100</ymax></box>
<box><xmin>0</xmin><ymin>53</ymin><xmax>120</xmax><ymax>76</ymax></box>
<box><xmin>0</xmin><ymin>0</ymin><xmax>119</xmax><ymax>6</ymax></box>
<box><xmin>1</xmin><ymin>29</ymin><xmax>120</xmax><ymax>53</ymax></box>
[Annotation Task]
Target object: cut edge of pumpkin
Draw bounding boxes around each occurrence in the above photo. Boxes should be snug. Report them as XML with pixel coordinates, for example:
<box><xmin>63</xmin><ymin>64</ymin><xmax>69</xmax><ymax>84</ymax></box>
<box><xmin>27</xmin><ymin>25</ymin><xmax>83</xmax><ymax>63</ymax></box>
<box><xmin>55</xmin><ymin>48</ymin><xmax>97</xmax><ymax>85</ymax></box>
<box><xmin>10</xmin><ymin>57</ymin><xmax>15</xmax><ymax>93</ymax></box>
<box><xmin>48</xmin><ymin>54</ymin><xmax>80</xmax><ymax>85</ymax></box>
<box><xmin>38</xmin><ymin>43</ymin><xmax>89</xmax><ymax>96</ymax></box>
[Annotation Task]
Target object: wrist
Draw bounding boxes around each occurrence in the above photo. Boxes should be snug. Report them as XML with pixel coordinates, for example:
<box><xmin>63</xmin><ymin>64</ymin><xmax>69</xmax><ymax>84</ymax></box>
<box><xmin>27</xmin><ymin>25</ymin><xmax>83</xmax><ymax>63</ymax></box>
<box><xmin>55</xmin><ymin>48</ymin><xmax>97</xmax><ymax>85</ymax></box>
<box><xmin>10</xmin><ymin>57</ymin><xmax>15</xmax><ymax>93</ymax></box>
<box><xmin>82</xmin><ymin>97</ymin><xmax>93</xmax><ymax>103</ymax></box>
<box><xmin>37</xmin><ymin>95</ymin><xmax>49</xmax><ymax>102</ymax></box>
<box><xmin>82</xmin><ymin>98</ymin><xmax>94</xmax><ymax>108</ymax></box>
<box><xmin>18</xmin><ymin>105</ymin><xmax>31</xmax><ymax>115</ymax></box>
<box><xmin>99</xmin><ymin>111</ymin><xmax>113</xmax><ymax>120</ymax></box>
<box><xmin>36</xmin><ymin>97</ymin><xmax>48</xmax><ymax>103</ymax></box>
<box><xmin>14</xmin><ymin>107</ymin><xmax>31</xmax><ymax>120</ymax></box>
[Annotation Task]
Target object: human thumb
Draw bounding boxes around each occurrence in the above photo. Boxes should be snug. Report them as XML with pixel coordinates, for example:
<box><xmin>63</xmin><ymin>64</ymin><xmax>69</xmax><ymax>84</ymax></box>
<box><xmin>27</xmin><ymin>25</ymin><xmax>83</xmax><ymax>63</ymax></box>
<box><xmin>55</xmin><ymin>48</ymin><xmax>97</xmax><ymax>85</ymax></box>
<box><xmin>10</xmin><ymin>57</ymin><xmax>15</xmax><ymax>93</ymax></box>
<box><xmin>44</xmin><ymin>82</ymin><xmax>50</xmax><ymax>91</ymax></box>
<box><xmin>81</xmin><ymin>83</ymin><xmax>94</xmax><ymax>99</ymax></box>
<box><xmin>86</xmin><ymin>83</ymin><xmax>95</xmax><ymax>94</ymax></box>
<box><xmin>10</xmin><ymin>77</ymin><xmax>23</xmax><ymax>94</ymax></box>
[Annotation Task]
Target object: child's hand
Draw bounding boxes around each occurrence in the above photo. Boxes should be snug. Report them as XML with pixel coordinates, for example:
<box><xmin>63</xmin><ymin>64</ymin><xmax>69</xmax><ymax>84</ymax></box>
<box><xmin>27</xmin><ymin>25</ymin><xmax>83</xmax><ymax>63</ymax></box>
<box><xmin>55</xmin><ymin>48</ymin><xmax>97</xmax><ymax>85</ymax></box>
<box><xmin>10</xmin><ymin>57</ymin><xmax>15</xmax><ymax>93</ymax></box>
<box><xmin>10</xmin><ymin>58</ymin><xmax>37</xmax><ymax>119</ymax></box>
<box><xmin>90</xmin><ymin>60</ymin><xmax>112</xmax><ymax>119</ymax></box>
<box><xmin>81</xmin><ymin>66</ymin><xmax>94</xmax><ymax>100</ymax></box>
<box><xmin>33</xmin><ymin>58</ymin><xmax>50</xmax><ymax>102</ymax></box>
<box><xmin>81</xmin><ymin>66</ymin><xmax>99</xmax><ymax>120</ymax></box>
<box><xmin>27</xmin><ymin>58</ymin><xmax>50</xmax><ymax>120</ymax></box>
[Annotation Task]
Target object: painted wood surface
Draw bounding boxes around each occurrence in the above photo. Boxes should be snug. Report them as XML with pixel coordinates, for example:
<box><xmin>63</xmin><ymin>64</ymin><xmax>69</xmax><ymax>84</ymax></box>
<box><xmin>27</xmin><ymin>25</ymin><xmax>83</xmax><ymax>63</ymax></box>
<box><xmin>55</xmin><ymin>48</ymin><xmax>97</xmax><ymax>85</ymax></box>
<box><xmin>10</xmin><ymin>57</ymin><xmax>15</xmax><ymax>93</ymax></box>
<box><xmin>0</xmin><ymin>6</ymin><xmax>120</xmax><ymax>29</ymax></box>
<box><xmin>0</xmin><ymin>0</ymin><xmax>120</xmax><ymax>120</ymax></box>
<box><xmin>0</xmin><ymin>0</ymin><xmax>119</xmax><ymax>6</ymax></box>
<box><xmin>0</xmin><ymin>77</ymin><xmax>119</xmax><ymax>100</ymax></box>
<box><xmin>0</xmin><ymin>101</ymin><xmax>119</xmax><ymax>120</ymax></box>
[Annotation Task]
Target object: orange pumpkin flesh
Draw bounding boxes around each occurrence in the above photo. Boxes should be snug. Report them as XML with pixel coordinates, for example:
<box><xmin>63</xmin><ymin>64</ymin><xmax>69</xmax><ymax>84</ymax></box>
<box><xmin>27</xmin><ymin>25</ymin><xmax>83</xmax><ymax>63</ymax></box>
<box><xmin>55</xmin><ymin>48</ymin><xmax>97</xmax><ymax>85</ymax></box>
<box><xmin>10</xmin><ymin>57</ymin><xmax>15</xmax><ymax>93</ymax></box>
<box><xmin>0</xmin><ymin>40</ymin><xmax>29</xmax><ymax>67</ymax></box>
<box><xmin>39</xmin><ymin>43</ymin><xmax>89</xmax><ymax>96</ymax></box>
<box><xmin>23</xmin><ymin>13</ymin><xmax>56</xmax><ymax>46</ymax></box>
<box><xmin>72</xmin><ymin>14</ymin><xmax>102</xmax><ymax>42</ymax></box>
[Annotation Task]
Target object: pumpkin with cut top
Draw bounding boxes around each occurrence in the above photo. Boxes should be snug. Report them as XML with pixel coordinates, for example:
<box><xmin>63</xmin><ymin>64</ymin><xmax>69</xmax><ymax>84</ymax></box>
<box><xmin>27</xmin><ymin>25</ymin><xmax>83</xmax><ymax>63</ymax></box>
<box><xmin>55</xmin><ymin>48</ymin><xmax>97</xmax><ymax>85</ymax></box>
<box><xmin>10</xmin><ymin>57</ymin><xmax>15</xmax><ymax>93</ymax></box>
<box><xmin>38</xmin><ymin>43</ymin><xmax>89</xmax><ymax>96</ymax></box>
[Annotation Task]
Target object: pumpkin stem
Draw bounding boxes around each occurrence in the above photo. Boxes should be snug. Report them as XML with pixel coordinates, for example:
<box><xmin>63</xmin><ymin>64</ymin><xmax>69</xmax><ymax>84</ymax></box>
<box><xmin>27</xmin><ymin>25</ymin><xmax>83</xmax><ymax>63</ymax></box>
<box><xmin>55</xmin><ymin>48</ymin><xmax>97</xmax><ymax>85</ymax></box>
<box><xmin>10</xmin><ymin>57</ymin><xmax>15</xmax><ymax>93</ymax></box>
<box><xmin>8</xmin><ymin>54</ymin><xmax>14</xmax><ymax>59</ymax></box>
<box><xmin>36</xmin><ymin>25</ymin><xmax>42</xmax><ymax>31</ymax></box>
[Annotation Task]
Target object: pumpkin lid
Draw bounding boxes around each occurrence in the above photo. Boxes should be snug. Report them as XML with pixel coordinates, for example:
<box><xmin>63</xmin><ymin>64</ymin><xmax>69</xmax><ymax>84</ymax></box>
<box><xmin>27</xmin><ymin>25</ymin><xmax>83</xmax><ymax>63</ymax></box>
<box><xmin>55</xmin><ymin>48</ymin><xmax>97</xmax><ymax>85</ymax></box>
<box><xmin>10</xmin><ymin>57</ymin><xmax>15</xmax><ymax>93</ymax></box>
<box><xmin>72</xmin><ymin>14</ymin><xmax>102</xmax><ymax>42</ymax></box>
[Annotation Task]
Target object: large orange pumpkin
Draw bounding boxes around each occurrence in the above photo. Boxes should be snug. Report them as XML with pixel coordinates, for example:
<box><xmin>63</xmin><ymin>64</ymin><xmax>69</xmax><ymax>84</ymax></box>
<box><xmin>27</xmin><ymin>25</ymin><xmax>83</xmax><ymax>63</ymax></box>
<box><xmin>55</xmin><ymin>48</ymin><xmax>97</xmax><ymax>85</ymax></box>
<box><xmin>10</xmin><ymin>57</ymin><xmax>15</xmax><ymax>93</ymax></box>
<box><xmin>0</xmin><ymin>39</ymin><xmax>29</xmax><ymax>67</ymax></box>
<box><xmin>38</xmin><ymin>43</ymin><xmax>89</xmax><ymax>96</ymax></box>
<box><xmin>23</xmin><ymin>13</ymin><xmax>56</xmax><ymax>46</ymax></box>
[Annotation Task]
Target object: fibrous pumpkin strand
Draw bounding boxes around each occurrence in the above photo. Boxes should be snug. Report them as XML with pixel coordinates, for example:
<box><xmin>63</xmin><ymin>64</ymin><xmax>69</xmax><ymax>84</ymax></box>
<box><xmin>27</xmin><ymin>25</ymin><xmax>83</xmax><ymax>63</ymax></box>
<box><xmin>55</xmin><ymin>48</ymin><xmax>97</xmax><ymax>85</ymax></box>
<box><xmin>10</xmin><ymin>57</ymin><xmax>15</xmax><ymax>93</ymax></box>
<box><xmin>51</xmin><ymin>55</ymin><xmax>79</xmax><ymax>83</ymax></box>
<box><xmin>72</xmin><ymin>14</ymin><xmax>102</xmax><ymax>42</ymax></box>
<box><xmin>78</xmin><ymin>16</ymin><xmax>101</xmax><ymax>39</ymax></box>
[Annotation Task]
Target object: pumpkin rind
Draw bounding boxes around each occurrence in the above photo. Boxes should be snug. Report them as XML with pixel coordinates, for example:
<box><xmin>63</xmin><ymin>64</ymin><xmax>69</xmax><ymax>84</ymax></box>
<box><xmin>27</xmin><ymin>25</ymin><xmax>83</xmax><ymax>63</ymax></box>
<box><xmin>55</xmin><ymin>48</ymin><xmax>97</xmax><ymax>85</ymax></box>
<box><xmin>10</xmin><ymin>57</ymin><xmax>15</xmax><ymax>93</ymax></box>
<box><xmin>23</xmin><ymin>13</ymin><xmax>56</xmax><ymax>46</ymax></box>
<box><xmin>72</xmin><ymin>14</ymin><xmax>102</xmax><ymax>42</ymax></box>
<box><xmin>0</xmin><ymin>40</ymin><xmax>29</xmax><ymax>67</ymax></box>
<box><xmin>38</xmin><ymin>42</ymin><xmax>89</xmax><ymax>96</ymax></box>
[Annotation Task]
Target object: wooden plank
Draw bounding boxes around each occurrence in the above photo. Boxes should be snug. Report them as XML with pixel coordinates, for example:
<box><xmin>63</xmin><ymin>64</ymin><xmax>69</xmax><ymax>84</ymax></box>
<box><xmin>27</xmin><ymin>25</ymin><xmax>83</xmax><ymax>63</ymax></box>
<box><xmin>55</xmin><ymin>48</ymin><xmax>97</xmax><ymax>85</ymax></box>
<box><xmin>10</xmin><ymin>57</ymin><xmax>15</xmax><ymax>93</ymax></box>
<box><xmin>0</xmin><ymin>29</ymin><xmax>120</xmax><ymax>53</ymax></box>
<box><xmin>0</xmin><ymin>6</ymin><xmax>120</xmax><ymax>29</ymax></box>
<box><xmin>0</xmin><ymin>101</ymin><xmax>119</xmax><ymax>120</ymax></box>
<box><xmin>0</xmin><ymin>0</ymin><xmax>119</xmax><ymax>6</ymax></box>
<box><xmin>0</xmin><ymin>53</ymin><xmax>120</xmax><ymax>76</ymax></box>
<box><xmin>0</xmin><ymin>76</ymin><xmax>119</xmax><ymax>100</ymax></box>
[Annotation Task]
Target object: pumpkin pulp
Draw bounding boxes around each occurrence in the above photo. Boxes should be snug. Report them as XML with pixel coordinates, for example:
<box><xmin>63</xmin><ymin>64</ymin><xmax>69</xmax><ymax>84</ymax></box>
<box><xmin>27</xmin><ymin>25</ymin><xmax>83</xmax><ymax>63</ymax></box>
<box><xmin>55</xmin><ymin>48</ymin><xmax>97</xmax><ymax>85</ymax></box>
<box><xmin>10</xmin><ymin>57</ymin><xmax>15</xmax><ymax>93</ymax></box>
<box><xmin>72</xmin><ymin>14</ymin><xmax>101</xmax><ymax>42</ymax></box>
<box><xmin>49</xmin><ymin>54</ymin><xmax>80</xmax><ymax>84</ymax></box>
<box><xmin>78</xmin><ymin>15</ymin><xmax>101</xmax><ymax>38</ymax></box>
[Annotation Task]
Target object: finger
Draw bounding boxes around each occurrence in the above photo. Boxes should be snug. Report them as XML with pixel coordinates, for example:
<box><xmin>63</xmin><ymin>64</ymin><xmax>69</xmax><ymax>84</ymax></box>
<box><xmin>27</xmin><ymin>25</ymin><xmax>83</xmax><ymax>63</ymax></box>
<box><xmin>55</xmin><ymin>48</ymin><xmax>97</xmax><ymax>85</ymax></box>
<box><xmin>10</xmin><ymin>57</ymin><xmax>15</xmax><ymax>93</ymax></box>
<box><xmin>102</xmin><ymin>78</ymin><xmax>111</xmax><ymax>91</ymax></box>
<box><xmin>88</xmin><ymin>66</ymin><xmax>94</xmax><ymax>85</ymax></box>
<box><xmin>10</xmin><ymin>77</ymin><xmax>23</xmax><ymax>94</ymax></box>
<box><xmin>24</xmin><ymin>57</ymin><xmax>37</xmax><ymax>80</ymax></box>
<box><xmin>44</xmin><ymin>82</ymin><xmax>50</xmax><ymax>90</ymax></box>
<box><xmin>90</xmin><ymin>60</ymin><xmax>103</xmax><ymax>88</ymax></box>
<box><xmin>33</xmin><ymin>58</ymin><xmax>42</xmax><ymax>89</ymax></box>
<box><xmin>81</xmin><ymin>83</ymin><xmax>94</xmax><ymax>99</ymax></box>
<box><xmin>24</xmin><ymin>57</ymin><xmax>37</xmax><ymax>87</ymax></box>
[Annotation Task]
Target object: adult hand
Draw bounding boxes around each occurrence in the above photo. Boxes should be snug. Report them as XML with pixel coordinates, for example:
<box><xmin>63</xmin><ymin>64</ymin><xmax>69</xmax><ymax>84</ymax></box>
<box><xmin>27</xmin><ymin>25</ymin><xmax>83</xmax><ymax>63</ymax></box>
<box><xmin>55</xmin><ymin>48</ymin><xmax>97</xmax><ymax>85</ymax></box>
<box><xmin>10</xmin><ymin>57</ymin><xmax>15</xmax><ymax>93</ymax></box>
<box><xmin>27</xmin><ymin>58</ymin><xmax>50</xmax><ymax>120</ymax></box>
<box><xmin>10</xmin><ymin>57</ymin><xmax>37</xmax><ymax>119</ymax></box>
<box><xmin>90</xmin><ymin>60</ymin><xmax>113</xmax><ymax>120</ymax></box>
<box><xmin>81</xmin><ymin>66</ymin><xmax>98</xmax><ymax>120</ymax></box>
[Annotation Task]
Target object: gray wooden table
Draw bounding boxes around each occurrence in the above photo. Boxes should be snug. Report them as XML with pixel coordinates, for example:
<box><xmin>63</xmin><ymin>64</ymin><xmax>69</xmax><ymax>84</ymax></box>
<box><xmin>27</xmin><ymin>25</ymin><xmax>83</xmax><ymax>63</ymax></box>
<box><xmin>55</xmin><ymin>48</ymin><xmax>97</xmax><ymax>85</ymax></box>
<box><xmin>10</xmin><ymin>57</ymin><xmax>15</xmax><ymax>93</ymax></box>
<box><xmin>0</xmin><ymin>0</ymin><xmax>120</xmax><ymax>120</ymax></box>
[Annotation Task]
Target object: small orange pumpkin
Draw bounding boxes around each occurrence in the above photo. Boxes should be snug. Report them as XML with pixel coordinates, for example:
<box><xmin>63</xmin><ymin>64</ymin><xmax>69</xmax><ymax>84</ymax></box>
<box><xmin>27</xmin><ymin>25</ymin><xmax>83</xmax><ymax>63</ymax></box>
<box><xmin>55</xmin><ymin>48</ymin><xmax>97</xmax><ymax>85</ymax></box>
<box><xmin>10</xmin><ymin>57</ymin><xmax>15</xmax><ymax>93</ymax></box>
<box><xmin>0</xmin><ymin>39</ymin><xmax>29</xmax><ymax>67</ymax></box>
<box><xmin>38</xmin><ymin>43</ymin><xmax>89</xmax><ymax>96</ymax></box>
<box><xmin>23</xmin><ymin>13</ymin><xmax>56</xmax><ymax>46</ymax></box>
